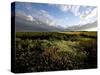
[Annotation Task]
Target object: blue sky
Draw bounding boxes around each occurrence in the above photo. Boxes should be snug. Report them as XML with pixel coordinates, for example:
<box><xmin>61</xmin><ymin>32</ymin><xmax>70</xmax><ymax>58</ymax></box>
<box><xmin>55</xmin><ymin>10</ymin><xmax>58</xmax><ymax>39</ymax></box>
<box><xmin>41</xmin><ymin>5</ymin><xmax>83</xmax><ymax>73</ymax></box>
<box><xmin>15</xmin><ymin>2</ymin><xmax>97</xmax><ymax>28</ymax></box>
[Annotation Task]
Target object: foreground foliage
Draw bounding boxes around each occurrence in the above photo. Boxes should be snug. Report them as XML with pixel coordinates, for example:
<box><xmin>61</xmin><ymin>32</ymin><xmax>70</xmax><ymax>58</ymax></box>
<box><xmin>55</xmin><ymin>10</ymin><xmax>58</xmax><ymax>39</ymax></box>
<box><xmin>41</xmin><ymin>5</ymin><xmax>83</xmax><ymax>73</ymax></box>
<box><xmin>15</xmin><ymin>32</ymin><xmax>97</xmax><ymax>73</ymax></box>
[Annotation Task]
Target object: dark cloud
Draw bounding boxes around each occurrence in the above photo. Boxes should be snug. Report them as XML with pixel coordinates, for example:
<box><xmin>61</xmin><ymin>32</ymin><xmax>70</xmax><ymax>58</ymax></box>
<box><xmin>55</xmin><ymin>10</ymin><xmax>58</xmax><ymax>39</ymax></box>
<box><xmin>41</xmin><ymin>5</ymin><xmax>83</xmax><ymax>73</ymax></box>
<box><xmin>15</xmin><ymin>12</ymin><xmax>63</xmax><ymax>32</ymax></box>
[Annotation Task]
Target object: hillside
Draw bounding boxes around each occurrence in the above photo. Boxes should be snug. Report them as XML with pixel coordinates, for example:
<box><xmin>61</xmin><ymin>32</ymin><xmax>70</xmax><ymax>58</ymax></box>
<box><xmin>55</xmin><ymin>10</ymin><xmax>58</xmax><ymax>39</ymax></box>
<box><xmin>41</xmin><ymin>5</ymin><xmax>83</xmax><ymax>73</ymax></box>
<box><xmin>15</xmin><ymin>32</ymin><xmax>97</xmax><ymax>73</ymax></box>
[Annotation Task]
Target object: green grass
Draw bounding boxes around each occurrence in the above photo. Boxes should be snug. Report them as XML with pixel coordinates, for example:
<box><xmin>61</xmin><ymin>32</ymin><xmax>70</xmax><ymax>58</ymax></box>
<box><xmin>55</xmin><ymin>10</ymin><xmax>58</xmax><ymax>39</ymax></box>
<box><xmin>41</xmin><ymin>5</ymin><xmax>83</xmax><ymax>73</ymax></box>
<box><xmin>15</xmin><ymin>32</ymin><xmax>97</xmax><ymax>73</ymax></box>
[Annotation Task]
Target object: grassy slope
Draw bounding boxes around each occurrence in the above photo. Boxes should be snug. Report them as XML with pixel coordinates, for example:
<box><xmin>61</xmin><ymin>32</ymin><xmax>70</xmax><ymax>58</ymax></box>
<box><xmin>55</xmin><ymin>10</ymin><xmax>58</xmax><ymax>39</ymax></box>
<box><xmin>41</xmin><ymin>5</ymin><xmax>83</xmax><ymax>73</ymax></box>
<box><xmin>15</xmin><ymin>32</ymin><xmax>97</xmax><ymax>73</ymax></box>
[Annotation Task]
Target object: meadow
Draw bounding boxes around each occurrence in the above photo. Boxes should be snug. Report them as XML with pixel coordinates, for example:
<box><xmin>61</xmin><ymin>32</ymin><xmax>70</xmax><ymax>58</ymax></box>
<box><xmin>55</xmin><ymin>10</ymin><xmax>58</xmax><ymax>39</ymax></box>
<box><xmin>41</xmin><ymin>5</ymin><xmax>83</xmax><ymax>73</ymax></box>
<box><xmin>15</xmin><ymin>32</ymin><xmax>97</xmax><ymax>73</ymax></box>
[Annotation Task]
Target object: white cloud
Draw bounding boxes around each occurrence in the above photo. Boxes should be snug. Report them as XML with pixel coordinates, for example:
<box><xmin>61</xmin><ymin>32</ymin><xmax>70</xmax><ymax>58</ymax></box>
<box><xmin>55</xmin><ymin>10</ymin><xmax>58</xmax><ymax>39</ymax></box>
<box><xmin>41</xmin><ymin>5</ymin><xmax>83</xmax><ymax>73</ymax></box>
<box><xmin>57</xmin><ymin>5</ymin><xmax>81</xmax><ymax>16</ymax></box>
<box><xmin>58</xmin><ymin>5</ymin><xmax>71</xmax><ymax>12</ymax></box>
<box><xmin>26</xmin><ymin>15</ymin><xmax>34</xmax><ymax>21</ymax></box>
<box><xmin>56</xmin><ymin>5</ymin><xmax>97</xmax><ymax>25</ymax></box>
<box><xmin>16</xmin><ymin>3</ymin><xmax>97</xmax><ymax>28</ymax></box>
<box><xmin>79</xmin><ymin>8</ymin><xmax>97</xmax><ymax>25</ymax></box>
<box><xmin>16</xmin><ymin>11</ymin><xmax>35</xmax><ymax>22</ymax></box>
<box><xmin>32</xmin><ymin>9</ymin><xmax>57</xmax><ymax>26</ymax></box>
<box><xmin>16</xmin><ymin>2</ymin><xmax>57</xmax><ymax>26</ymax></box>
<box><xmin>16</xmin><ymin>9</ymin><xmax>57</xmax><ymax>26</ymax></box>
<box><xmin>71</xmin><ymin>5</ymin><xmax>80</xmax><ymax>16</ymax></box>
<box><xmin>85</xmin><ymin>8</ymin><xmax>92</xmax><ymax>14</ymax></box>
<box><xmin>85</xmin><ymin>8</ymin><xmax>97</xmax><ymax>20</ymax></box>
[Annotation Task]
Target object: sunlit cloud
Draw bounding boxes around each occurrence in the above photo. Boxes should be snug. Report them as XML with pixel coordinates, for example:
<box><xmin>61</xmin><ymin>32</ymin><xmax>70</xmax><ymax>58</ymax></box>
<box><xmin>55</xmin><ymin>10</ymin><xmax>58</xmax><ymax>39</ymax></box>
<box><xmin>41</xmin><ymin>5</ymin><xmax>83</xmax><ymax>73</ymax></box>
<box><xmin>16</xmin><ymin>3</ymin><xmax>57</xmax><ymax>26</ymax></box>
<box><xmin>26</xmin><ymin>15</ymin><xmax>34</xmax><ymax>21</ymax></box>
<box><xmin>55</xmin><ymin>5</ymin><xmax>97</xmax><ymax>26</ymax></box>
<box><xmin>15</xmin><ymin>2</ymin><xmax>97</xmax><ymax>31</ymax></box>
<box><xmin>79</xmin><ymin>8</ymin><xmax>97</xmax><ymax>25</ymax></box>
<box><xmin>56</xmin><ymin>5</ymin><xmax>81</xmax><ymax>16</ymax></box>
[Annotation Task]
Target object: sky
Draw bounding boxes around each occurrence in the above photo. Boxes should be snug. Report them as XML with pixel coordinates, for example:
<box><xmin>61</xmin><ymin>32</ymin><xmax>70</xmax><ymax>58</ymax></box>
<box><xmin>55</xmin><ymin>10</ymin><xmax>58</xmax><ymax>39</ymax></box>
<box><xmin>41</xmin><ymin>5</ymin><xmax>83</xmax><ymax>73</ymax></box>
<box><xmin>15</xmin><ymin>2</ymin><xmax>97</xmax><ymax>29</ymax></box>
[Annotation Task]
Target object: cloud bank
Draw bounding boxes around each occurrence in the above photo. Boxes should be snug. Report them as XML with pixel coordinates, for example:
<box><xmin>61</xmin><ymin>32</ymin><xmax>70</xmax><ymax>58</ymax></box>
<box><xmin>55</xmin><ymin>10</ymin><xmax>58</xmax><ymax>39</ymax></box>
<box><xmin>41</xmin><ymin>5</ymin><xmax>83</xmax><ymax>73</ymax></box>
<box><xmin>56</xmin><ymin>5</ymin><xmax>97</xmax><ymax>25</ymax></box>
<box><xmin>14</xmin><ymin>2</ymin><xmax>97</xmax><ymax>31</ymax></box>
<box><xmin>15</xmin><ymin>3</ymin><xmax>57</xmax><ymax>27</ymax></box>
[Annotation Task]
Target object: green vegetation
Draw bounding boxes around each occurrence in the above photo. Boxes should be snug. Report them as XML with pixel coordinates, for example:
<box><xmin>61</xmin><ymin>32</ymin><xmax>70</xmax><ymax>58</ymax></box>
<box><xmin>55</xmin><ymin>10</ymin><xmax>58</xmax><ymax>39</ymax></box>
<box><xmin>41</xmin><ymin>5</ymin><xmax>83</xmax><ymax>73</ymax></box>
<box><xmin>15</xmin><ymin>32</ymin><xmax>97</xmax><ymax>73</ymax></box>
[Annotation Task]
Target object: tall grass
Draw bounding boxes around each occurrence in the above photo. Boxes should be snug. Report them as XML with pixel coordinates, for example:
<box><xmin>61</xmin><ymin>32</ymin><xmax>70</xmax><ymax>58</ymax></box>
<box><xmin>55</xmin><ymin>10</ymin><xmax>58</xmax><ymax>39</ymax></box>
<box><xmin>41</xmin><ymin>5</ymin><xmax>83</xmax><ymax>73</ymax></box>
<box><xmin>15</xmin><ymin>32</ymin><xmax>97</xmax><ymax>73</ymax></box>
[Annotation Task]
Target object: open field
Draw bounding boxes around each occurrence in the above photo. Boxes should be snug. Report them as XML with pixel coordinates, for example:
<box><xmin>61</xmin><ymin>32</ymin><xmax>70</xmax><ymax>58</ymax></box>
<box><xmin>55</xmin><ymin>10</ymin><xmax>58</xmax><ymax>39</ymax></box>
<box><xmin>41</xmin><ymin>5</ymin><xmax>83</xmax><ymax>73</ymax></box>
<box><xmin>15</xmin><ymin>32</ymin><xmax>97</xmax><ymax>73</ymax></box>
